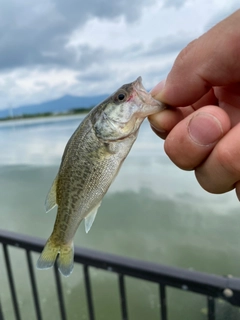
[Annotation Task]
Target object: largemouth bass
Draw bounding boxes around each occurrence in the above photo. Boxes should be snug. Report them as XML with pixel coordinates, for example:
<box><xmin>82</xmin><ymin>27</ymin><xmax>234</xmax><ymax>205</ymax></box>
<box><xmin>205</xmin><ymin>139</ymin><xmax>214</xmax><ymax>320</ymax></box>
<box><xmin>37</xmin><ymin>77</ymin><xmax>166</xmax><ymax>276</ymax></box>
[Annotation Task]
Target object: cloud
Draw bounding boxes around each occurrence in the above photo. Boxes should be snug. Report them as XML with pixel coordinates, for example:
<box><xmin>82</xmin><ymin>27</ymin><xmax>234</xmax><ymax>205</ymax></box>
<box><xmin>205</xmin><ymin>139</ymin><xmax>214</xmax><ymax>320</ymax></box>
<box><xmin>0</xmin><ymin>0</ymin><xmax>156</xmax><ymax>70</ymax></box>
<box><xmin>56</xmin><ymin>0</ymin><xmax>156</xmax><ymax>23</ymax></box>
<box><xmin>0</xmin><ymin>0</ymin><xmax>238</xmax><ymax>110</ymax></box>
<box><xmin>79</xmin><ymin>69</ymin><xmax>111</xmax><ymax>83</ymax></box>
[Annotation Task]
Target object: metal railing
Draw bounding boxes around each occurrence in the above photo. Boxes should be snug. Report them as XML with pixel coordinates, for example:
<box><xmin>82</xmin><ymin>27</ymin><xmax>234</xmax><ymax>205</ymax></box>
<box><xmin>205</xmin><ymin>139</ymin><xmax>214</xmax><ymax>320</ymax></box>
<box><xmin>0</xmin><ymin>229</ymin><xmax>240</xmax><ymax>320</ymax></box>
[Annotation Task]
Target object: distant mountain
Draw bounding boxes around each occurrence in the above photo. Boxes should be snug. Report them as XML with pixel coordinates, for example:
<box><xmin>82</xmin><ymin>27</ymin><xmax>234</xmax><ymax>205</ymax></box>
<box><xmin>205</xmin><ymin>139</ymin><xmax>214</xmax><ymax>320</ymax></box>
<box><xmin>0</xmin><ymin>94</ymin><xmax>109</xmax><ymax>119</ymax></box>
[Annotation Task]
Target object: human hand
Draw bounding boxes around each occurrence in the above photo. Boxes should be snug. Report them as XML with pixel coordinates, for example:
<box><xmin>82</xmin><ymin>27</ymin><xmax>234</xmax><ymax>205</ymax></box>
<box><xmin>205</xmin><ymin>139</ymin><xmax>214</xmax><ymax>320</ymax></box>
<box><xmin>149</xmin><ymin>9</ymin><xmax>240</xmax><ymax>199</ymax></box>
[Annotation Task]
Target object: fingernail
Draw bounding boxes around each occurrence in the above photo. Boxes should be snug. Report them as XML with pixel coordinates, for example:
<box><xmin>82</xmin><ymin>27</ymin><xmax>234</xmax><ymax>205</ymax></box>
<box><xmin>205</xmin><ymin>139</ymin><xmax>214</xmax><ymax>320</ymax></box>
<box><xmin>148</xmin><ymin>112</ymin><xmax>167</xmax><ymax>134</ymax></box>
<box><xmin>150</xmin><ymin>79</ymin><xmax>166</xmax><ymax>97</ymax></box>
<box><xmin>150</xmin><ymin>123</ymin><xmax>166</xmax><ymax>134</ymax></box>
<box><xmin>188</xmin><ymin>113</ymin><xmax>223</xmax><ymax>146</ymax></box>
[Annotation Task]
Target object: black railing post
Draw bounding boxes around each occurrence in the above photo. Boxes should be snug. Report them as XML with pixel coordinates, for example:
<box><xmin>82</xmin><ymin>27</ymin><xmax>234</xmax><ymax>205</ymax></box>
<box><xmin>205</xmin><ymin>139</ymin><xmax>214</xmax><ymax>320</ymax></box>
<box><xmin>159</xmin><ymin>284</ymin><xmax>167</xmax><ymax>320</ymax></box>
<box><xmin>118</xmin><ymin>274</ymin><xmax>128</xmax><ymax>320</ymax></box>
<box><xmin>207</xmin><ymin>296</ymin><xmax>215</xmax><ymax>320</ymax></box>
<box><xmin>25</xmin><ymin>250</ymin><xmax>42</xmax><ymax>320</ymax></box>
<box><xmin>83</xmin><ymin>265</ymin><xmax>95</xmax><ymax>320</ymax></box>
<box><xmin>2</xmin><ymin>244</ymin><xmax>21</xmax><ymax>320</ymax></box>
<box><xmin>54</xmin><ymin>264</ymin><xmax>67</xmax><ymax>320</ymax></box>
<box><xmin>0</xmin><ymin>299</ymin><xmax>4</xmax><ymax>320</ymax></box>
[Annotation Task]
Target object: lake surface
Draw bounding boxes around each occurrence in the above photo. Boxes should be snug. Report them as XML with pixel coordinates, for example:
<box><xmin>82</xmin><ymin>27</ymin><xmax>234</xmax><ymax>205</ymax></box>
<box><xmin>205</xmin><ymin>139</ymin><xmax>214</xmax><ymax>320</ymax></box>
<box><xmin>0</xmin><ymin>115</ymin><xmax>240</xmax><ymax>319</ymax></box>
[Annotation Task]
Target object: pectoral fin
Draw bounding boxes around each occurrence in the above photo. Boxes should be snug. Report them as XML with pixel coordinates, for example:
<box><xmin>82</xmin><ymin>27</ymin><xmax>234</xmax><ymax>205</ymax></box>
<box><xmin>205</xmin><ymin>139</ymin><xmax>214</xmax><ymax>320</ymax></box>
<box><xmin>45</xmin><ymin>176</ymin><xmax>58</xmax><ymax>213</ymax></box>
<box><xmin>84</xmin><ymin>202</ymin><xmax>102</xmax><ymax>233</ymax></box>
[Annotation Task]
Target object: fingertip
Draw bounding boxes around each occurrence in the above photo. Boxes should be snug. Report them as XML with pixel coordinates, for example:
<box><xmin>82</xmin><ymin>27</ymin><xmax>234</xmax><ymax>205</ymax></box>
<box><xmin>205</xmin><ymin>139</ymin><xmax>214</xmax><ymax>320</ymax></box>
<box><xmin>148</xmin><ymin>108</ymin><xmax>184</xmax><ymax>135</ymax></box>
<box><xmin>150</xmin><ymin>124</ymin><xmax>168</xmax><ymax>140</ymax></box>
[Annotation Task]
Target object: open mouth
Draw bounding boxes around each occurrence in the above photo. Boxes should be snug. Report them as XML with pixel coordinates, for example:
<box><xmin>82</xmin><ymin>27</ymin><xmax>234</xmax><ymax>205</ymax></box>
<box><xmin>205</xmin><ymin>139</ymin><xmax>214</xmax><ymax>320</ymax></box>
<box><xmin>133</xmin><ymin>76</ymin><xmax>144</xmax><ymax>91</ymax></box>
<box><xmin>133</xmin><ymin>77</ymin><xmax>154</xmax><ymax>105</ymax></box>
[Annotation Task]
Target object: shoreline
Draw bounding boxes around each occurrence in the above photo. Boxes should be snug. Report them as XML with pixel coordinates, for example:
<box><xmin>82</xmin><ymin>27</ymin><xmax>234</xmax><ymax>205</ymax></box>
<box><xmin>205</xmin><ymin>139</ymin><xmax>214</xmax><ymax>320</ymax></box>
<box><xmin>0</xmin><ymin>107</ymin><xmax>92</xmax><ymax>122</ymax></box>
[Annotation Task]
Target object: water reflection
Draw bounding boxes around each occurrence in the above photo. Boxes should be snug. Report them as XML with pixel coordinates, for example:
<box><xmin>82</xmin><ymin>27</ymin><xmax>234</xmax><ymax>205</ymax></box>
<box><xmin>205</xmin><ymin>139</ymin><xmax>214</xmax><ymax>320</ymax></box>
<box><xmin>0</xmin><ymin>163</ymin><xmax>239</xmax><ymax>276</ymax></box>
<box><xmin>0</xmin><ymin>115</ymin><xmax>165</xmax><ymax>165</ymax></box>
<box><xmin>0</xmin><ymin>115</ymin><xmax>238</xmax><ymax>211</ymax></box>
<box><xmin>0</xmin><ymin>115</ymin><xmax>240</xmax><ymax>319</ymax></box>
<box><xmin>0</xmin><ymin>115</ymin><xmax>84</xmax><ymax>165</ymax></box>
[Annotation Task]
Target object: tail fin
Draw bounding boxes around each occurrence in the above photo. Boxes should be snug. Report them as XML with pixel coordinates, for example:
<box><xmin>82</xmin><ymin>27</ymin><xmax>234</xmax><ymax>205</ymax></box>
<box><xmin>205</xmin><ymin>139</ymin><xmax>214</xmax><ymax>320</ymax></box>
<box><xmin>36</xmin><ymin>237</ymin><xmax>74</xmax><ymax>277</ymax></box>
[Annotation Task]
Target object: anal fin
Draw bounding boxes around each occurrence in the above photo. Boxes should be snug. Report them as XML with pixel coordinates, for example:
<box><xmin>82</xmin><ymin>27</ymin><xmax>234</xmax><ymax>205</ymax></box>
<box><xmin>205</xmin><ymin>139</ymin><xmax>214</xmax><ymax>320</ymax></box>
<box><xmin>84</xmin><ymin>201</ymin><xmax>102</xmax><ymax>233</ymax></box>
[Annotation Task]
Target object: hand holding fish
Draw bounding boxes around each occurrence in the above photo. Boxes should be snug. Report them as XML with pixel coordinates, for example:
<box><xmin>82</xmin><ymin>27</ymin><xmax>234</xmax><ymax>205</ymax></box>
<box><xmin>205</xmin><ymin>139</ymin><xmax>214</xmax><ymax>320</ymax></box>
<box><xmin>149</xmin><ymin>9</ymin><xmax>240</xmax><ymax>200</ymax></box>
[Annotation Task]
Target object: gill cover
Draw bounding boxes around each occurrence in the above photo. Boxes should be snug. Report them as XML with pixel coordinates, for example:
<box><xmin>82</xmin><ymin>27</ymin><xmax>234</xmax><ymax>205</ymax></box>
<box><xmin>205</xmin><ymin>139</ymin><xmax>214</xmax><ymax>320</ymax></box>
<box><xmin>93</xmin><ymin>77</ymin><xmax>145</xmax><ymax>141</ymax></box>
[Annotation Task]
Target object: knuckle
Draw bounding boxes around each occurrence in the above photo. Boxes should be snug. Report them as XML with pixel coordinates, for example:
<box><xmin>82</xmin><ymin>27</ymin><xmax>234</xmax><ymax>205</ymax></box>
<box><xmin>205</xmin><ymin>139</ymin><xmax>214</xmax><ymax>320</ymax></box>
<box><xmin>215</xmin><ymin>145</ymin><xmax>240</xmax><ymax>177</ymax></box>
<box><xmin>176</xmin><ymin>39</ymin><xmax>198</xmax><ymax>66</ymax></box>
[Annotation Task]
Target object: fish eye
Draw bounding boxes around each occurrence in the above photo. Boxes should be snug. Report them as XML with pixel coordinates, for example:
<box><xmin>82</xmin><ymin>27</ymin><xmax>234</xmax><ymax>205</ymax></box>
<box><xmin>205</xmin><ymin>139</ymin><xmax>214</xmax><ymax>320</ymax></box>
<box><xmin>118</xmin><ymin>93</ymin><xmax>125</xmax><ymax>101</ymax></box>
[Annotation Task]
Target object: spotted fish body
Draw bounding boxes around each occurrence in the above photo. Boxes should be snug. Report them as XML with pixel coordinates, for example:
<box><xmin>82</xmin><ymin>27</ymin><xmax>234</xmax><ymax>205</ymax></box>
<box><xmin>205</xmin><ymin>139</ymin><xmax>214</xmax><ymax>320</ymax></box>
<box><xmin>37</xmin><ymin>77</ymin><xmax>166</xmax><ymax>276</ymax></box>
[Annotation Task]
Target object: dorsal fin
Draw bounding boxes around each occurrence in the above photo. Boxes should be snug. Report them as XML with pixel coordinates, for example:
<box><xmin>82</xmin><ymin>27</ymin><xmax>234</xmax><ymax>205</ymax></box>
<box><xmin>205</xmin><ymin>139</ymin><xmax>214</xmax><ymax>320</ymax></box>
<box><xmin>45</xmin><ymin>176</ymin><xmax>58</xmax><ymax>213</ymax></box>
<box><xmin>84</xmin><ymin>201</ymin><xmax>102</xmax><ymax>233</ymax></box>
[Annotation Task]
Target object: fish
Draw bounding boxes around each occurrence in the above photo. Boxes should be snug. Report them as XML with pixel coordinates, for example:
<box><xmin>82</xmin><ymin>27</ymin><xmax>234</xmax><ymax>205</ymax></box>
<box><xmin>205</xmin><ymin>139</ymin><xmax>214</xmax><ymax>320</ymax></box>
<box><xmin>36</xmin><ymin>77</ymin><xmax>166</xmax><ymax>276</ymax></box>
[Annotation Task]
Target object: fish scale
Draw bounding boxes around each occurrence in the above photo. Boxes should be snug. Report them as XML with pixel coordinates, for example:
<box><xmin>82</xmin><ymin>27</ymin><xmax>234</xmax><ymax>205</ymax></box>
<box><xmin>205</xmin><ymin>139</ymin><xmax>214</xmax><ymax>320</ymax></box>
<box><xmin>36</xmin><ymin>77</ymin><xmax>166</xmax><ymax>276</ymax></box>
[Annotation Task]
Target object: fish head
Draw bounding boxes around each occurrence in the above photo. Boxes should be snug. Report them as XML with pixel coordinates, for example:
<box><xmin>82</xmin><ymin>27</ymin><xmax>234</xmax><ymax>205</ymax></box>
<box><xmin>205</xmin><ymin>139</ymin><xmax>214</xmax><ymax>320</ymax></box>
<box><xmin>93</xmin><ymin>77</ymin><xmax>166</xmax><ymax>141</ymax></box>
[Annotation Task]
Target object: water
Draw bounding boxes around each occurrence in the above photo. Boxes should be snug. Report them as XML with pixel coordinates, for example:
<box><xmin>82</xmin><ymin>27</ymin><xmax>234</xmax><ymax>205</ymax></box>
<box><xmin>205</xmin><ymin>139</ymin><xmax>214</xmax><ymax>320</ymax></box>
<box><xmin>0</xmin><ymin>115</ymin><xmax>240</xmax><ymax>319</ymax></box>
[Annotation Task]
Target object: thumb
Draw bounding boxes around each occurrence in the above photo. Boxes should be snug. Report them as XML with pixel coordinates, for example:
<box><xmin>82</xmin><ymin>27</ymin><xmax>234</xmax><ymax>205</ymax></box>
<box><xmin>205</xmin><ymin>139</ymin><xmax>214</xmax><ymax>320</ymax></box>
<box><xmin>164</xmin><ymin>106</ymin><xmax>231</xmax><ymax>170</ymax></box>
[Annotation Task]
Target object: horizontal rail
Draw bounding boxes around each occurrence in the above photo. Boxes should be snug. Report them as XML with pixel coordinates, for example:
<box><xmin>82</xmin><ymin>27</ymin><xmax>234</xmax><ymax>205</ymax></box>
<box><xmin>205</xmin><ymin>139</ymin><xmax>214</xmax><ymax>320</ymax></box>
<box><xmin>0</xmin><ymin>229</ymin><xmax>240</xmax><ymax>307</ymax></box>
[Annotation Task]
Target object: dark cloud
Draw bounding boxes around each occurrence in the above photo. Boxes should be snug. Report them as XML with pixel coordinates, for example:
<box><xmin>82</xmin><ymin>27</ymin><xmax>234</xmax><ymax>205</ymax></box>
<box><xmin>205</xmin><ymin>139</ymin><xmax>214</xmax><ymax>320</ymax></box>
<box><xmin>79</xmin><ymin>70</ymin><xmax>111</xmax><ymax>83</ymax></box>
<box><xmin>68</xmin><ymin>33</ymin><xmax>192</xmax><ymax>70</ymax></box>
<box><xmin>162</xmin><ymin>0</ymin><xmax>186</xmax><ymax>9</ymax></box>
<box><xmin>0</xmin><ymin>0</ymin><xmax>156</xmax><ymax>70</ymax></box>
<box><xmin>56</xmin><ymin>0</ymin><xmax>155</xmax><ymax>23</ymax></box>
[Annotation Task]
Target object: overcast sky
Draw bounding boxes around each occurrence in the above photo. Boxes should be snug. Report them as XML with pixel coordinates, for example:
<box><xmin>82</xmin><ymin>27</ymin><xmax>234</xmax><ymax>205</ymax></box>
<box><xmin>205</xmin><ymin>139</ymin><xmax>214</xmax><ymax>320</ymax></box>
<box><xmin>0</xmin><ymin>0</ymin><xmax>239</xmax><ymax>110</ymax></box>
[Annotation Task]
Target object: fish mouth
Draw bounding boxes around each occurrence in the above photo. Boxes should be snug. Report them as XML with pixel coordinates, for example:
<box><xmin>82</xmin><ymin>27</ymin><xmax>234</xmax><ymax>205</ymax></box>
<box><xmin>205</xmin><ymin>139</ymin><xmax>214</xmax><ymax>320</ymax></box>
<box><xmin>132</xmin><ymin>76</ymin><xmax>167</xmax><ymax>115</ymax></box>
<box><xmin>132</xmin><ymin>76</ymin><xmax>155</xmax><ymax>104</ymax></box>
<box><xmin>132</xmin><ymin>76</ymin><xmax>146</xmax><ymax>95</ymax></box>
